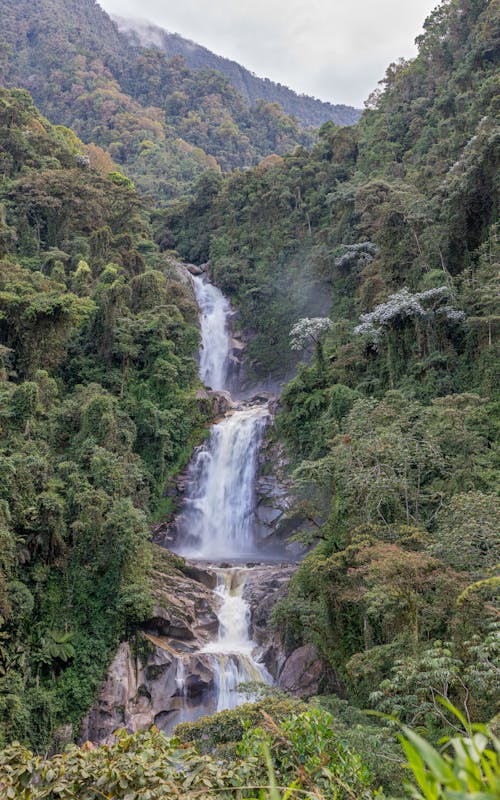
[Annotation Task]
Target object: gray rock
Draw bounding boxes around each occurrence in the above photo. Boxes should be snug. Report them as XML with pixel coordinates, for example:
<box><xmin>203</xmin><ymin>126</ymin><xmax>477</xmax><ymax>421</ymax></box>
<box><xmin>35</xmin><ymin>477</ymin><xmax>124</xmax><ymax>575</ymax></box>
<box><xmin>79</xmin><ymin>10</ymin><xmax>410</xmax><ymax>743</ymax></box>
<box><xmin>182</xmin><ymin>562</ymin><xmax>218</xmax><ymax>590</ymax></box>
<box><xmin>279</xmin><ymin>645</ymin><xmax>323</xmax><ymax>697</ymax></box>
<box><xmin>79</xmin><ymin>554</ymin><xmax>223</xmax><ymax>744</ymax></box>
<box><xmin>186</xmin><ymin>263</ymin><xmax>205</xmax><ymax>276</ymax></box>
<box><xmin>207</xmin><ymin>389</ymin><xmax>233</xmax><ymax>416</ymax></box>
<box><xmin>243</xmin><ymin>564</ymin><xmax>297</xmax><ymax>648</ymax></box>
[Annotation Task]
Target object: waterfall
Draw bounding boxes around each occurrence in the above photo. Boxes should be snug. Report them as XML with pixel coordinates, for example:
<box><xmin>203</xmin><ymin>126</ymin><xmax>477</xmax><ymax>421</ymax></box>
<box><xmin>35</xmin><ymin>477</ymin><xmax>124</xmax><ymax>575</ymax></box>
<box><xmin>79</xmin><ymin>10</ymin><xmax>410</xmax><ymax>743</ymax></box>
<box><xmin>202</xmin><ymin>570</ymin><xmax>271</xmax><ymax>711</ymax></box>
<box><xmin>174</xmin><ymin>405</ymin><xmax>268</xmax><ymax>560</ymax></box>
<box><xmin>192</xmin><ymin>274</ymin><xmax>231</xmax><ymax>391</ymax></box>
<box><xmin>164</xmin><ymin>274</ymin><xmax>273</xmax><ymax>729</ymax></box>
<box><xmin>175</xmin><ymin>658</ymin><xmax>186</xmax><ymax>698</ymax></box>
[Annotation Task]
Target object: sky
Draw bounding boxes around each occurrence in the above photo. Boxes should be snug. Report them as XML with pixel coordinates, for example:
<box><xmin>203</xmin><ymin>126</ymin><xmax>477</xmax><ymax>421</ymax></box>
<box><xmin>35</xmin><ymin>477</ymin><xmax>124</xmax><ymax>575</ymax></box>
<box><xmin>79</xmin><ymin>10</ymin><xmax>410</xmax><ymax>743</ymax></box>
<box><xmin>99</xmin><ymin>0</ymin><xmax>440</xmax><ymax>107</ymax></box>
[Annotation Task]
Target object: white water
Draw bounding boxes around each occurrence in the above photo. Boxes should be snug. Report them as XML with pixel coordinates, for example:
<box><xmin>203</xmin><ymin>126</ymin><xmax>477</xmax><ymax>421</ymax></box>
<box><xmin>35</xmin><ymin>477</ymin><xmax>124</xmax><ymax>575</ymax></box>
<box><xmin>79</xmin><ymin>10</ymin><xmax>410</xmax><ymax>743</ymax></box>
<box><xmin>166</xmin><ymin>274</ymin><xmax>272</xmax><ymax>726</ymax></box>
<box><xmin>192</xmin><ymin>274</ymin><xmax>231</xmax><ymax>391</ymax></box>
<box><xmin>202</xmin><ymin>570</ymin><xmax>271</xmax><ymax>711</ymax></box>
<box><xmin>175</xmin><ymin>405</ymin><xmax>268</xmax><ymax>560</ymax></box>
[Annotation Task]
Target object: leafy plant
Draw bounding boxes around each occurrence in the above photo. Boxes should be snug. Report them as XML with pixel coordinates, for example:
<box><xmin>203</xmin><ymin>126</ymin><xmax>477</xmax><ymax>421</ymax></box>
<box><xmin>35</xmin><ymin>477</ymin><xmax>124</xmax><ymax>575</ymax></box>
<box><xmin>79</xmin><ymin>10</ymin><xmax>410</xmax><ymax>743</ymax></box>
<box><xmin>399</xmin><ymin>702</ymin><xmax>500</xmax><ymax>799</ymax></box>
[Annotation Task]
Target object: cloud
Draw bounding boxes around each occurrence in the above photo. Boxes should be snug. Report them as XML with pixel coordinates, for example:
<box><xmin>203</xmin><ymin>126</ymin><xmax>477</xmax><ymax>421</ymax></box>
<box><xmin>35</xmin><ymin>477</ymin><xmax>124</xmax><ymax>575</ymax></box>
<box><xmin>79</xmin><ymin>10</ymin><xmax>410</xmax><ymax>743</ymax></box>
<box><xmin>100</xmin><ymin>0</ymin><xmax>439</xmax><ymax>106</ymax></box>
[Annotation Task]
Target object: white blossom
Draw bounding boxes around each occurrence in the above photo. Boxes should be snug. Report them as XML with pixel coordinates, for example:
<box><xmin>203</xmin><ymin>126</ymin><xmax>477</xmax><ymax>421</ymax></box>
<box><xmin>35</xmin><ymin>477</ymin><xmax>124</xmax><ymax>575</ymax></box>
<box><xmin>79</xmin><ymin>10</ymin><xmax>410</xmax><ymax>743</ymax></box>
<box><xmin>354</xmin><ymin>286</ymin><xmax>465</xmax><ymax>339</ymax></box>
<box><xmin>335</xmin><ymin>242</ymin><xmax>378</xmax><ymax>273</ymax></box>
<box><xmin>417</xmin><ymin>286</ymin><xmax>450</xmax><ymax>304</ymax></box>
<box><xmin>357</xmin><ymin>288</ymin><xmax>425</xmax><ymax>330</ymax></box>
<box><xmin>290</xmin><ymin>317</ymin><xmax>333</xmax><ymax>350</ymax></box>
<box><xmin>353</xmin><ymin>321</ymin><xmax>381</xmax><ymax>340</ymax></box>
<box><xmin>437</xmin><ymin>305</ymin><xmax>467</xmax><ymax>322</ymax></box>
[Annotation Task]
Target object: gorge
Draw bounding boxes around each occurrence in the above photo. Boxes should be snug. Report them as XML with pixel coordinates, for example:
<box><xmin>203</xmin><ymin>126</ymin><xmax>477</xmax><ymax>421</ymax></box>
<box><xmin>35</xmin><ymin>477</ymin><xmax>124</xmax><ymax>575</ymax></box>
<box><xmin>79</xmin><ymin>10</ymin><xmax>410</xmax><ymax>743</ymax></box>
<box><xmin>81</xmin><ymin>268</ymin><xmax>302</xmax><ymax>741</ymax></box>
<box><xmin>0</xmin><ymin>2</ymin><xmax>497</xmax><ymax>794</ymax></box>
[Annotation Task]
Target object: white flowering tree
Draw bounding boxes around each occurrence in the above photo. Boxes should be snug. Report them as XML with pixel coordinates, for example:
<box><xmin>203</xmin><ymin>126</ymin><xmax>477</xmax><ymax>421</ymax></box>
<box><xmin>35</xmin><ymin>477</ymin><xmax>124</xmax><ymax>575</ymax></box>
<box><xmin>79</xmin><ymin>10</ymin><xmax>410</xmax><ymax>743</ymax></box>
<box><xmin>290</xmin><ymin>317</ymin><xmax>333</xmax><ymax>350</ymax></box>
<box><xmin>290</xmin><ymin>317</ymin><xmax>333</xmax><ymax>372</ymax></box>
<box><xmin>353</xmin><ymin>286</ymin><xmax>466</xmax><ymax>387</ymax></box>
<box><xmin>334</xmin><ymin>241</ymin><xmax>378</xmax><ymax>275</ymax></box>
<box><xmin>354</xmin><ymin>286</ymin><xmax>465</xmax><ymax>342</ymax></box>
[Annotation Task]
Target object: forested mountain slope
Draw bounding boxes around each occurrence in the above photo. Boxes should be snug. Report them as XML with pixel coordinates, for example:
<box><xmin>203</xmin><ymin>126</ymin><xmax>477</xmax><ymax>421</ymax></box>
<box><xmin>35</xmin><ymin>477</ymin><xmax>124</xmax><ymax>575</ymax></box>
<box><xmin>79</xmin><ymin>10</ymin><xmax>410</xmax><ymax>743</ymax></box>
<box><xmin>0</xmin><ymin>88</ymin><xmax>209</xmax><ymax>747</ymax></box>
<box><xmin>163</xmin><ymin>0</ymin><xmax>499</xmax><ymax>734</ymax></box>
<box><xmin>0</xmin><ymin>0</ymin><xmax>498</xmax><ymax>795</ymax></box>
<box><xmin>116</xmin><ymin>17</ymin><xmax>360</xmax><ymax>128</ymax></box>
<box><xmin>0</xmin><ymin>0</ymin><xmax>334</xmax><ymax>202</ymax></box>
<box><xmin>164</xmin><ymin>0</ymin><xmax>498</xmax><ymax>380</ymax></box>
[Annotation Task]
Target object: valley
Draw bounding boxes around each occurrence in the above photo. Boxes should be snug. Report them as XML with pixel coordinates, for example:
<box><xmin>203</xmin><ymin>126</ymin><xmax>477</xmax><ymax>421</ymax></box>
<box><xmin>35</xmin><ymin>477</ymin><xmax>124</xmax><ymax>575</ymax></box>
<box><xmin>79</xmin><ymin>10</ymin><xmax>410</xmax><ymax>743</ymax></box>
<box><xmin>0</xmin><ymin>0</ymin><xmax>498</xmax><ymax>797</ymax></box>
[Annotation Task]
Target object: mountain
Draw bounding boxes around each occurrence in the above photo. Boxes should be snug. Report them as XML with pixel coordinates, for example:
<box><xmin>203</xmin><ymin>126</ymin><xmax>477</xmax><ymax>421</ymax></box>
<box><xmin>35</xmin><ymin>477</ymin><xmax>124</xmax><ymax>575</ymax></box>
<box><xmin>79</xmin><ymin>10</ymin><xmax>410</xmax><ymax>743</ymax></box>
<box><xmin>165</xmin><ymin>0</ymin><xmax>499</xmax><ymax>379</ymax></box>
<box><xmin>161</xmin><ymin>0</ymin><xmax>499</xmax><ymax>754</ymax></box>
<box><xmin>0</xmin><ymin>0</ymin><xmax>498</xmax><ymax>794</ymax></box>
<box><xmin>115</xmin><ymin>17</ymin><xmax>361</xmax><ymax>128</ymax></box>
<box><xmin>0</xmin><ymin>0</ymin><xmax>333</xmax><ymax>202</ymax></box>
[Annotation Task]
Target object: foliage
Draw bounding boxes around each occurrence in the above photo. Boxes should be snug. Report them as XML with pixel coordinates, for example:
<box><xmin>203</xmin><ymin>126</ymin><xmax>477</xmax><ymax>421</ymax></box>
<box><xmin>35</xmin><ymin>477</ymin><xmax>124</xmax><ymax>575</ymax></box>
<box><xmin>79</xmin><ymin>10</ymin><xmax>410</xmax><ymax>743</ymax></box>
<box><xmin>162</xmin><ymin>0</ymin><xmax>498</xmax><ymax>383</ymax></box>
<box><xmin>0</xmin><ymin>710</ymin><xmax>382</xmax><ymax>799</ymax></box>
<box><xmin>0</xmin><ymin>0</ymin><xmax>326</xmax><ymax>204</ymax></box>
<box><xmin>1</xmin><ymin>704</ymin><xmax>498</xmax><ymax>799</ymax></box>
<box><xmin>398</xmin><ymin>703</ymin><xmax>500</xmax><ymax>799</ymax></box>
<box><xmin>290</xmin><ymin>318</ymin><xmax>334</xmax><ymax>351</ymax></box>
<box><xmin>118</xmin><ymin>16</ymin><xmax>359</xmax><ymax>128</ymax></box>
<box><xmin>0</xmin><ymin>0</ymin><xmax>498</xmax><ymax>786</ymax></box>
<box><xmin>0</xmin><ymin>88</ymin><xmax>208</xmax><ymax>747</ymax></box>
<box><xmin>174</xmin><ymin>696</ymin><xmax>308</xmax><ymax>753</ymax></box>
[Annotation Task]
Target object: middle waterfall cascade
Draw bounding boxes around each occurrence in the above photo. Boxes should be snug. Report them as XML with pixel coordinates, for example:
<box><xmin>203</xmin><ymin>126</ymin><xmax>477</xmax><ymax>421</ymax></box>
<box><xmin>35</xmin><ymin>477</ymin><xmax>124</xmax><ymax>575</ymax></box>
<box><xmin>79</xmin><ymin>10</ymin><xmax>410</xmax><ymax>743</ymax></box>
<box><xmin>166</xmin><ymin>271</ymin><xmax>275</xmax><ymax>726</ymax></box>
<box><xmin>174</xmin><ymin>405</ymin><xmax>269</xmax><ymax>559</ymax></box>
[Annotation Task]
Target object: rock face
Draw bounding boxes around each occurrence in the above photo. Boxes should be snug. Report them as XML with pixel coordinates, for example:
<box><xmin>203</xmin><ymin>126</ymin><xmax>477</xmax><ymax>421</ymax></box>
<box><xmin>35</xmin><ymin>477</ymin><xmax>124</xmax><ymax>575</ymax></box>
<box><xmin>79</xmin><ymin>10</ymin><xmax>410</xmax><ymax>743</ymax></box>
<box><xmin>243</xmin><ymin>564</ymin><xmax>297</xmax><ymax>677</ymax></box>
<box><xmin>186</xmin><ymin>263</ymin><xmax>206</xmax><ymax>276</ymax></box>
<box><xmin>79</xmin><ymin>551</ymin><xmax>327</xmax><ymax>744</ymax></box>
<box><xmin>80</xmin><ymin>549</ymin><xmax>221</xmax><ymax>744</ymax></box>
<box><xmin>207</xmin><ymin>389</ymin><xmax>233</xmax><ymax>417</ymax></box>
<box><xmin>163</xmin><ymin>256</ymin><xmax>199</xmax><ymax>288</ymax></box>
<box><xmin>278</xmin><ymin>645</ymin><xmax>323</xmax><ymax>697</ymax></box>
<box><xmin>79</xmin><ymin>638</ymin><xmax>225</xmax><ymax>744</ymax></box>
<box><xmin>254</xmin><ymin>437</ymin><xmax>311</xmax><ymax>558</ymax></box>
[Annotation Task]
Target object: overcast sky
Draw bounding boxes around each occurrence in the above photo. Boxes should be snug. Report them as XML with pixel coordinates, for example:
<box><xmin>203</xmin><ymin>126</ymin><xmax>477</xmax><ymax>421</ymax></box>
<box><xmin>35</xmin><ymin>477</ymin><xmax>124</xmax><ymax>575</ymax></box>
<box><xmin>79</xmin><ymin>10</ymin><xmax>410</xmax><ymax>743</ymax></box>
<box><xmin>99</xmin><ymin>0</ymin><xmax>439</xmax><ymax>107</ymax></box>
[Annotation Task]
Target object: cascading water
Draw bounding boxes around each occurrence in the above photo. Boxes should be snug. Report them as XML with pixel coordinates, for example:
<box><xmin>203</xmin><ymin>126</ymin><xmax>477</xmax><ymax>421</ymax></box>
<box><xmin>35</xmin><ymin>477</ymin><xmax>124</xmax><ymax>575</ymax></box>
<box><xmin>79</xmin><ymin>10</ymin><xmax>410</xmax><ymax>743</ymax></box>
<box><xmin>174</xmin><ymin>405</ymin><xmax>268</xmax><ymax>560</ymax></box>
<box><xmin>202</xmin><ymin>570</ymin><xmax>271</xmax><ymax>711</ymax></box>
<box><xmin>192</xmin><ymin>274</ymin><xmax>231</xmax><ymax>391</ymax></box>
<box><xmin>165</xmin><ymin>271</ymin><xmax>273</xmax><ymax>726</ymax></box>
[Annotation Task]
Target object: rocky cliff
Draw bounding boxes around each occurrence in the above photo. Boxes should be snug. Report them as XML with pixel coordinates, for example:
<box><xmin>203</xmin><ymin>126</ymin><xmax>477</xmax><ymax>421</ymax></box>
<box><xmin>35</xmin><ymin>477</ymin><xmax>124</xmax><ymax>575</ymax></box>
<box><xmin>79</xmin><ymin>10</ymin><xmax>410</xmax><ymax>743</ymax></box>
<box><xmin>79</xmin><ymin>550</ymin><xmax>326</xmax><ymax>744</ymax></box>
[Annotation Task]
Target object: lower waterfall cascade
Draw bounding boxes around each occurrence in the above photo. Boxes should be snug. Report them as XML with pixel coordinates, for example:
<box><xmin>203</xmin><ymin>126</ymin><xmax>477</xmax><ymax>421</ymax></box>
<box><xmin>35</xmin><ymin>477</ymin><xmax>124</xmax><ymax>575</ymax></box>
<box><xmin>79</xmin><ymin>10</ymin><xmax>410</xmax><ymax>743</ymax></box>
<box><xmin>164</xmin><ymin>272</ymin><xmax>279</xmax><ymax>728</ymax></box>
<box><xmin>202</xmin><ymin>570</ymin><xmax>272</xmax><ymax>712</ymax></box>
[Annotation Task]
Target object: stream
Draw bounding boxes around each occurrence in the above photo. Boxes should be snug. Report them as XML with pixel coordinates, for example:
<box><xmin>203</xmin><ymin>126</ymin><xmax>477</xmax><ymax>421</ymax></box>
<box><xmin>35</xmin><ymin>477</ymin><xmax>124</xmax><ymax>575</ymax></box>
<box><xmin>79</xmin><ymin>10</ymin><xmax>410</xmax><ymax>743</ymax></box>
<box><xmin>168</xmin><ymin>273</ymin><xmax>276</xmax><ymax>727</ymax></box>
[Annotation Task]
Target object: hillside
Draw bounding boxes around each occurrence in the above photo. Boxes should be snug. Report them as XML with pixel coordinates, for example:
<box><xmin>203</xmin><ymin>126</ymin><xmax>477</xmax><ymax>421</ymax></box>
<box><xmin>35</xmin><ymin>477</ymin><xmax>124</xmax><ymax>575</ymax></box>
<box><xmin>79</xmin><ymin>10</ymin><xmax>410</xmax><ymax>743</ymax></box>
<box><xmin>0</xmin><ymin>87</ymin><xmax>211</xmax><ymax>748</ymax></box>
<box><xmin>0</xmin><ymin>0</ymin><xmax>323</xmax><ymax>201</ymax></box>
<box><xmin>162</xmin><ymin>0</ymin><xmax>499</xmax><ymax>739</ymax></box>
<box><xmin>165</xmin><ymin>0</ymin><xmax>499</xmax><ymax>379</ymax></box>
<box><xmin>0</xmin><ymin>0</ymin><xmax>498</xmax><ymax>796</ymax></box>
<box><xmin>116</xmin><ymin>16</ymin><xmax>361</xmax><ymax>128</ymax></box>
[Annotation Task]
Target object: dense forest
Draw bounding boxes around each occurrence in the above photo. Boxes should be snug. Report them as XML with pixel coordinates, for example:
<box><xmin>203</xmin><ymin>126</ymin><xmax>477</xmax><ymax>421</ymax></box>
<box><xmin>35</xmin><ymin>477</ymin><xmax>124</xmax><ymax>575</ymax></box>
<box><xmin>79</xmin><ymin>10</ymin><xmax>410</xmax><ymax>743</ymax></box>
<box><xmin>116</xmin><ymin>17</ymin><xmax>360</xmax><ymax>128</ymax></box>
<box><xmin>161</xmin><ymin>0</ymin><xmax>499</xmax><ymax>774</ymax></box>
<box><xmin>0</xmin><ymin>0</ymin><xmax>347</xmax><ymax>202</ymax></box>
<box><xmin>0</xmin><ymin>87</ymin><xmax>212</xmax><ymax>748</ymax></box>
<box><xmin>0</xmin><ymin>0</ymin><xmax>499</xmax><ymax>797</ymax></box>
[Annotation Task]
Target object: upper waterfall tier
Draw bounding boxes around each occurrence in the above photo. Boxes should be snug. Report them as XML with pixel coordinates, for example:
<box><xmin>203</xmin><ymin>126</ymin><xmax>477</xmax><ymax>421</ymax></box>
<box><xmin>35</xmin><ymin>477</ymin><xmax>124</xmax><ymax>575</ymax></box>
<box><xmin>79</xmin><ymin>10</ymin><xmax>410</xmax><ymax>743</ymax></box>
<box><xmin>192</xmin><ymin>274</ymin><xmax>232</xmax><ymax>391</ymax></box>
